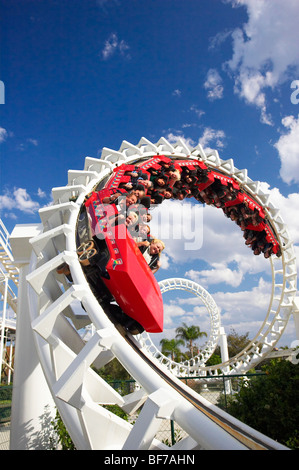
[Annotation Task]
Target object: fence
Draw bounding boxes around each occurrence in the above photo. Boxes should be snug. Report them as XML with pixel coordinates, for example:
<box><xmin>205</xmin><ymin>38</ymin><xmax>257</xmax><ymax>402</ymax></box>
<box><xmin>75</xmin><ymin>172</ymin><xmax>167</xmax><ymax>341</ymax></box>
<box><xmin>0</xmin><ymin>374</ymin><xmax>266</xmax><ymax>449</ymax></box>
<box><xmin>108</xmin><ymin>373</ymin><xmax>266</xmax><ymax>446</ymax></box>
<box><xmin>0</xmin><ymin>385</ymin><xmax>12</xmax><ymax>425</ymax></box>
<box><xmin>0</xmin><ymin>385</ymin><xmax>12</xmax><ymax>450</ymax></box>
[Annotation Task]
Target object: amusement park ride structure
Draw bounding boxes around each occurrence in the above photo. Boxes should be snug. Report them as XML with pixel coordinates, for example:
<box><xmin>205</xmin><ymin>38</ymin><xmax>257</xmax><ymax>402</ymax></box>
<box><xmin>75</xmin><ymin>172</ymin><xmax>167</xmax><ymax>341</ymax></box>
<box><xmin>0</xmin><ymin>220</ymin><xmax>18</xmax><ymax>385</ymax></box>
<box><xmin>1</xmin><ymin>137</ymin><xmax>298</xmax><ymax>450</ymax></box>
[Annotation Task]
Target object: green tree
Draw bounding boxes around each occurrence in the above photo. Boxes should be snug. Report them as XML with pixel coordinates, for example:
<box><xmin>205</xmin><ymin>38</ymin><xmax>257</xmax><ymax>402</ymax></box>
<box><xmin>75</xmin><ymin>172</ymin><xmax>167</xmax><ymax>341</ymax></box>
<box><xmin>226</xmin><ymin>328</ymin><xmax>250</xmax><ymax>357</ymax></box>
<box><xmin>207</xmin><ymin>329</ymin><xmax>251</xmax><ymax>366</ymax></box>
<box><xmin>96</xmin><ymin>357</ymin><xmax>131</xmax><ymax>381</ymax></box>
<box><xmin>205</xmin><ymin>353</ymin><xmax>222</xmax><ymax>367</ymax></box>
<box><xmin>175</xmin><ymin>322</ymin><xmax>207</xmax><ymax>358</ymax></box>
<box><xmin>160</xmin><ymin>338</ymin><xmax>185</xmax><ymax>361</ymax></box>
<box><xmin>51</xmin><ymin>410</ymin><xmax>76</xmax><ymax>450</ymax></box>
<box><xmin>226</xmin><ymin>359</ymin><xmax>299</xmax><ymax>449</ymax></box>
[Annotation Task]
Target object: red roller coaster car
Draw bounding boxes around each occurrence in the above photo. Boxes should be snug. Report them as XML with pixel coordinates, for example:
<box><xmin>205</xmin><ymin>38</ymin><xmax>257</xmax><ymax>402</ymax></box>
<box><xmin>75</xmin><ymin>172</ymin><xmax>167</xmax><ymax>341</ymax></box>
<box><xmin>77</xmin><ymin>190</ymin><xmax>164</xmax><ymax>334</ymax></box>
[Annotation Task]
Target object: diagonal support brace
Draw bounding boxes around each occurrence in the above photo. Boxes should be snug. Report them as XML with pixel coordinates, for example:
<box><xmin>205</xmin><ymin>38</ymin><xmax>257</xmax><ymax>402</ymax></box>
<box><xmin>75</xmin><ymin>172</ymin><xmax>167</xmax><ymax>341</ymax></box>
<box><xmin>122</xmin><ymin>388</ymin><xmax>179</xmax><ymax>450</ymax></box>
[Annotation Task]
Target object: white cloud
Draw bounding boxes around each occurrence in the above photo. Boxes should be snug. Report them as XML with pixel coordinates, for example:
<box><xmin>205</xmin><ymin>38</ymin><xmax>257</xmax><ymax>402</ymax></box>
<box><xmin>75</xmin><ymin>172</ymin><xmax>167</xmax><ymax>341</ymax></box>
<box><xmin>0</xmin><ymin>188</ymin><xmax>40</xmax><ymax>214</ymax></box>
<box><xmin>213</xmin><ymin>277</ymin><xmax>273</xmax><ymax>338</ymax></box>
<box><xmin>37</xmin><ymin>188</ymin><xmax>47</xmax><ymax>198</ymax></box>
<box><xmin>102</xmin><ymin>33</ymin><xmax>118</xmax><ymax>59</ymax></box>
<box><xmin>186</xmin><ymin>263</ymin><xmax>243</xmax><ymax>288</ymax></box>
<box><xmin>165</xmin><ymin>132</ymin><xmax>196</xmax><ymax>148</ymax></box>
<box><xmin>274</xmin><ymin>114</ymin><xmax>299</xmax><ymax>185</ymax></box>
<box><xmin>214</xmin><ymin>277</ymin><xmax>271</xmax><ymax>317</ymax></box>
<box><xmin>233</xmin><ymin>69</ymin><xmax>273</xmax><ymax>125</ymax></box>
<box><xmin>225</xmin><ymin>0</ymin><xmax>299</xmax><ymax>124</ymax></box>
<box><xmin>163</xmin><ymin>304</ymin><xmax>186</xmax><ymax>328</ymax></box>
<box><xmin>164</xmin><ymin>127</ymin><xmax>226</xmax><ymax>153</ymax></box>
<box><xmin>0</xmin><ymin>193</ymin><xmax>14</xmax><ymax>211</ymax></box>
<box><xmin>27</xmin><ymin>138</ymin><xmax>38</xmax><ymax>146</ymax></box>
<box><xmin>190</xmin><ymin>105</ymin><xmax>205</xmax><ymax>119</ymax></box>
<box><xmin>172</xmin><ymin>89</ymin><xmax>182</xmax><ymax>97</ymax></box>
<box><xmin>3</xmin><ymin>212</ymin><xmax>18</xmax><ymax>221</ymax></box>
<box><xmin>101</xmin><ymin>33</ymin><xmax>130</xmax><ymax>60</ymax></box>
<box><xmin>159</xmin><ymin>252</ymin><xmax>170</xmax><ymax>270</ymax></box>
<box><xmin>154</xmin><ymin>278</ymin><xmax>274</xmax><ymax>350</ymax></box>
<box><xmin>198</xmin><ymin>127</ymin><xmax>226</xmax><ymax>150</ymax></box>
<box><xmin>17</xmin><ymin>137</ymin><xmax>39</xmax><ymax>152</ymax></box>
<box><xmin>13</xmin><ymin>188</ymin><xmax>40</xmax><ymax>213</ymax></box>
<box><xmin>209</xmin><ymin>29</ymin><xmax>233</xmax><ymax>51</ymax></box>
<box><xmin>203</xmin><ymin>69</ymin><xmax>224</xmax><ymax>101</ymax></box>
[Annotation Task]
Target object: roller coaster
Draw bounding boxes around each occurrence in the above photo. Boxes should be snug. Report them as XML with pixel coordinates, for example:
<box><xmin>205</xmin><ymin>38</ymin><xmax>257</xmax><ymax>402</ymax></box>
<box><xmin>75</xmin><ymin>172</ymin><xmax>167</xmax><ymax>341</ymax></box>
<box><xmin>7</xmin><ymin>137</ymin><xmax>298</xmax><ymax>450</ymax></box>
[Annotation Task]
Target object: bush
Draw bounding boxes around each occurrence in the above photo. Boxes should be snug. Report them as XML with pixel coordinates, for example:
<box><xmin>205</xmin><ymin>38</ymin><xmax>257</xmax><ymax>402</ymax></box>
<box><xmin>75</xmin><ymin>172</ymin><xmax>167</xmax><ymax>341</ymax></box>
<box><xmin>51</xmin><ymin>410</ymin><xmax>76</xmax><ymax>450</ymax></box>
<box><xmin>0</xmin><ymin>385</ymin><xmax>12</xmax><ymax>402</ymax></box>
<box><xmin>225</xmin><ymin>359</ymin><xmax>299</xmax><ymax>449</ymax></box>
<box><xmin>51</xmin><ymin>404</ymin><xmax>129</xmax><ymax>450</ymax></box>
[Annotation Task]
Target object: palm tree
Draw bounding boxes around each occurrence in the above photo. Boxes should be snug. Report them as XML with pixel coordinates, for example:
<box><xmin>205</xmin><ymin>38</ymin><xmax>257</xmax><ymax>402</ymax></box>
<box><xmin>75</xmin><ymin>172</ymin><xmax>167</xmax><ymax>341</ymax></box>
<box><xmin>175</xmin><ymin>322</ymin><xmax>207</xmax><ymax>358</ymax></box>
<box><xmin>159</xmin><ymin>338</ymin><xmax>185</xmax><ymax>362</ymax></box>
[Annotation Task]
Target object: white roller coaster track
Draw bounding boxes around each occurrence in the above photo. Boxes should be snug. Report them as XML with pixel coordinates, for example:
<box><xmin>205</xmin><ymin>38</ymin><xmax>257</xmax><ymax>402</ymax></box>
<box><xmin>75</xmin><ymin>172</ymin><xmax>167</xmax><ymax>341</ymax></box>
<box><xmin>23</xmin><ymin>137</ymin><xmax>296</xmax><ymax>450</ymax></box>
<box><xmin>140</xmin><ymin>277</ymin><xmax>222</xmax><ymax>375</ymax></box>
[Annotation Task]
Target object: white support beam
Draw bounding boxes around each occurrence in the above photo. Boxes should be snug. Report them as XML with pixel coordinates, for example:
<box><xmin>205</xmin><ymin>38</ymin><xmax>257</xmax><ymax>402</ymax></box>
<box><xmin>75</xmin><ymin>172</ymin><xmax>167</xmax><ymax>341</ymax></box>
<box><xmin>26</xmin><ymin>250</ymin><xmax>78</xmax><ymax>294</ymax></box>
<box><xmin>31</xmin><ymin>284</ymin><xmax>86</xmax><ymax>342</ymax></box>
<box><xmin>122</xmin><ymin>388</ymin><xmax>178</xmax><ymax>450</ymax></box>
<box><xmin>53</xmin><ymin>329</ymin><xmax>124</xmax><ymax>409</ymax></box>
<box><xmin>29</xmin><ymin>223</ymin><xmax>73</xmax><ymax>256</ymax></box>
<box><xmin>10</xmin><ymin>227</ymin><xmax>57</xmax><ymax>450</ymax></box>
<box><xmin>121</xmin><ymin>388</ymin><xmax>148</xmax><ymax>415</ymax></box>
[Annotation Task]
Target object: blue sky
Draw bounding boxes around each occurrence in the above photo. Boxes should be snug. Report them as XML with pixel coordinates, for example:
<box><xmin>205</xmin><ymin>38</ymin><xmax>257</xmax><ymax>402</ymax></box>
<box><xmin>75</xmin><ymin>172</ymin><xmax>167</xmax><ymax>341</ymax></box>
<box><xmin>1</xmin><ymin>0</ymin><xmax>299</xmax><ymax>351</ymax></box>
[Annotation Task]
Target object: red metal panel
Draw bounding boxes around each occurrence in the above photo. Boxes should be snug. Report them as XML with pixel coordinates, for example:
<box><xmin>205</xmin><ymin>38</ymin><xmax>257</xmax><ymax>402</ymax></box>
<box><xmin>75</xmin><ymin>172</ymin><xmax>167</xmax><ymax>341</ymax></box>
<box><xmin>104</xmin><ymin>234</ymin><xmax>163</xmax><ymax>332</ymax></box>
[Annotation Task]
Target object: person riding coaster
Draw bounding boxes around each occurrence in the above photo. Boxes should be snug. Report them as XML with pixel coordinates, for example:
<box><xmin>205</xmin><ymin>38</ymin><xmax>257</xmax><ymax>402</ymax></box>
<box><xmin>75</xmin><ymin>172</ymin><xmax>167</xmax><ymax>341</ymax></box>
<box><xmin>73</xmin><ymin>189</ymin><xmax>165</xmax><ymax>335</ymax></box>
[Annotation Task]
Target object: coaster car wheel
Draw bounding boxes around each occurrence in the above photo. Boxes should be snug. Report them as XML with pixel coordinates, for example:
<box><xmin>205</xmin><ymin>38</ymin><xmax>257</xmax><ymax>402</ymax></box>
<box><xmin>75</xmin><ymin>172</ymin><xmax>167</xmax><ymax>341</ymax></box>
<box><xmin>76</xmin><ymin>240</ymin><xmax>95</xmax><ymax>256</ymax></box>
<box><xmin>78</xmin><ymin>248</ymin><xmax>98</xmax><ymax>266</ymax></box>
